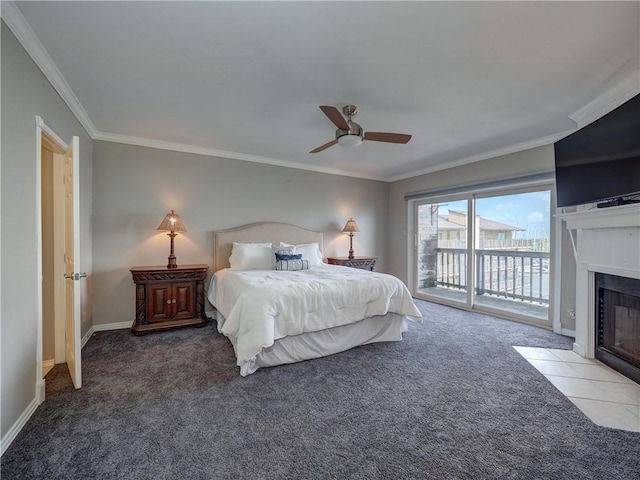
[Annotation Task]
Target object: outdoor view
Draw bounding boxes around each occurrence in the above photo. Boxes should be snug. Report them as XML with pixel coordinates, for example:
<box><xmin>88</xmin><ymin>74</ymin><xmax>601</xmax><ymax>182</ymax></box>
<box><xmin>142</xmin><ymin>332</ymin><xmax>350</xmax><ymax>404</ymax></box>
<box><xmin>416</xmin><ymin>190</ymin><xmax>551</xmax><ymax>321</ymax></box>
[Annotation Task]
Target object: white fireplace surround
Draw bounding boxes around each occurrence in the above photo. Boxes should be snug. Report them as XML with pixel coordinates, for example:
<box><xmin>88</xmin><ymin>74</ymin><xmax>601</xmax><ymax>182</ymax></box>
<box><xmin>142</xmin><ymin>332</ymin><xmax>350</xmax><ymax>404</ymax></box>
<box><xmin>559</xmin><ymin>204</ymin><xmax>640</xmax><ymax>359</ymax></box>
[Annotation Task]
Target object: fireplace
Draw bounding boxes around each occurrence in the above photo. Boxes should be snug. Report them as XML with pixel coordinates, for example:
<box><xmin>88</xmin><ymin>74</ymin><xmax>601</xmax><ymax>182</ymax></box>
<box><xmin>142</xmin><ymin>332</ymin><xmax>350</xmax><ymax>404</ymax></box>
<box><xmin>559</xmin><ymin>203</ymin><xmax>640</xmax><ymax>379</ymax></box>
<box><xmin>595</xmin><ymin>273</ymin><xmax>640</xmax><ymax>383</ymax></box>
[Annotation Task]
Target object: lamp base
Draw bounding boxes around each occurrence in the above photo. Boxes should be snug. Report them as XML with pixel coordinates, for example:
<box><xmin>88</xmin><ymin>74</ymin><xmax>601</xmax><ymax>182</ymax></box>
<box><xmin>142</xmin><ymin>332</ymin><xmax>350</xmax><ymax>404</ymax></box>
<box><xmin>348</xmin><ymin>233</ymin><xmax>355</xmax><ymax>259</ymax></box>
<box><xmin>167</xmin><ymin>232</ymin><xmax>178</xmax><ymax>269</ymax></box>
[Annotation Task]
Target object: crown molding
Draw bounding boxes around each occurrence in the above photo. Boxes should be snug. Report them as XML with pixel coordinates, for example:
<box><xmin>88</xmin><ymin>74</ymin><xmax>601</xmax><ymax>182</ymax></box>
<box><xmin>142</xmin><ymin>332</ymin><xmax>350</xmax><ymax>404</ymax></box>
<box><xmin>390</xmin><ymin>70</ymin><xmax>640</xmax><ymax>183</ymax></box>
<box><xmin>387</xmin><ymin>130</ymin><xmax>570</xmax><ymax>183</ymax></box>
<box><xmin>1</xmin><ymin>1</ymin><xmax>97</xmax><ymax>137</ymax></box>
<box><xmin>5</xmin><ymin>0</ymin><xmax>637</xmax><ymax>184</ymax></box>
<box><xmin>569</xmin><ymin>70</ymin><xmax>640</xmax><ymax>129</ymax></box>
<box><xmin>93</xmin><ymin>131</ymin><xmax>388</xmax><ymax>182</ymax></box>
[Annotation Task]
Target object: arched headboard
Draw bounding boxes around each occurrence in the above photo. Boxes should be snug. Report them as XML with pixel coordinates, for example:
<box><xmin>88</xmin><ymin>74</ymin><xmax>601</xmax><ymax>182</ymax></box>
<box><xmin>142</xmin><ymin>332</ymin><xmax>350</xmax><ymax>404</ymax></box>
<box><xmin>213</xmin><ymin>222</ymin><xmax>324</xmax><ymax>272</ymax></box>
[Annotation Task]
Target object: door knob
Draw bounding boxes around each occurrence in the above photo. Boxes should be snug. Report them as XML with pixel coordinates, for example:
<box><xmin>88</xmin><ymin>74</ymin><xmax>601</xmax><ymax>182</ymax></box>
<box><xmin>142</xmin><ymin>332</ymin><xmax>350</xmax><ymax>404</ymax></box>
<box><xmin>64</xmin><ymin>272</ymin><xmax>87</xmax><ymax>280</ymax></box>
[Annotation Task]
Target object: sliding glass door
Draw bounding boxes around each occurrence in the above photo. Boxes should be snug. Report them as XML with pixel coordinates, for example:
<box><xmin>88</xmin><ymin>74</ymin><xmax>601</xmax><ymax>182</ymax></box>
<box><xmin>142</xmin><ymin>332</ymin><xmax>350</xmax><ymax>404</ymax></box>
<box><xmin>413</xmin><ymin>186</ymin><xmax>552</xmax><ymax>325</ymax></box>
<box><xmin>415</xmin><ymin>197</ymin><xmax>469</xmax><ymax>305</ymax></box>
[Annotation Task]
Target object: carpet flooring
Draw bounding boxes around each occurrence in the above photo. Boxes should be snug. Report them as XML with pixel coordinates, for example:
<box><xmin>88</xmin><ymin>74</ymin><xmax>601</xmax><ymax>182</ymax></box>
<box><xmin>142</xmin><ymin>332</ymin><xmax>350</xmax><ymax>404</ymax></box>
<box><xmin>2</xmin><ymin>300</ymin><xmax>639</xmax><ymax>479</ymax></box>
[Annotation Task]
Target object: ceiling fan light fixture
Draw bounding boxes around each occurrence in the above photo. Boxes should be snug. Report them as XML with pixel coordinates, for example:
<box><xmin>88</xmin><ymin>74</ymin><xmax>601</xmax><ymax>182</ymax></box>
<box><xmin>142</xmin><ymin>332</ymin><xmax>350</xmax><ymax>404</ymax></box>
<box><xmin>310</xmin><ymin>104</ymin><xmax>411</xmax><ymax>153</ymax></box>
<box><xmin>337</xmin><ymin>133</ymin><xmax>363</xmax><ymax>148</ymax></box>
<box><xmin>336</xmin><ymin>121</ymin><xmax>363</xmax><ymax>148</ymax></box>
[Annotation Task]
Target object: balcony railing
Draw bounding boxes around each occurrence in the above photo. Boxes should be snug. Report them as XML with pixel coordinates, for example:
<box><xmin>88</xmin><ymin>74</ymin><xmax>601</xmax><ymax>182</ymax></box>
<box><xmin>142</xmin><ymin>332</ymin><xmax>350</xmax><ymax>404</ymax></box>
<box><xmin>426</xmin><ymin>247</ymin><xmax>550</xmax><ymax>305</ymax></box>
<box><xmin>437</xmin><ymin>239</ymin><xmax>540</xmax><ymax>250</ymax></box>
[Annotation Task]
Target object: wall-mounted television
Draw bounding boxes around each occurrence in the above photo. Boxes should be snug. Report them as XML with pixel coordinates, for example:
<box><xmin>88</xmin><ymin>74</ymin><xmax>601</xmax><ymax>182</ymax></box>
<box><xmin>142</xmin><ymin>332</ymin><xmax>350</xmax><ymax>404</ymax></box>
<box><xmin>554</xmin><ymin>93</ymin><xmax>640</xmax><ymax>208</ymax></box>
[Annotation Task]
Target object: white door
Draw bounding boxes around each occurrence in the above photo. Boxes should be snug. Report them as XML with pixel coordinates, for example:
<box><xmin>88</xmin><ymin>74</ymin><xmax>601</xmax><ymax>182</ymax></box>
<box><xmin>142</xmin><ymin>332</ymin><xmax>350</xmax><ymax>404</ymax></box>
<box><xmin>63</xmin><ymin>136</ymin><xmax>82</xmax><ymax>389</ymax></box>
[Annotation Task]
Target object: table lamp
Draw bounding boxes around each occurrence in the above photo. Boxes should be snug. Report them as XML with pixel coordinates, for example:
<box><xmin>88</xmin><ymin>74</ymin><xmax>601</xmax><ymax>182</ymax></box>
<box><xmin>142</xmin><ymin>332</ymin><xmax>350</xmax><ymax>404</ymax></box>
<box><xmin>157</xmin><ymin>210</ymin><xmax>187</xmax><ymax>269</ymax></box>
<box><xmin>341</xmin><ymin>217</ymin><xmax>360</xmax><ymax>259</ymax></box>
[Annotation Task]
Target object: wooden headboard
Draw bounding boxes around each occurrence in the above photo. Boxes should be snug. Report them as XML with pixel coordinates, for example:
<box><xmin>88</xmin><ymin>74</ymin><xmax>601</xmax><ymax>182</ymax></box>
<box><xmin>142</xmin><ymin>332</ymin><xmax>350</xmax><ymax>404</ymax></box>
<box><xmin>213</xmin><ymin>222</ymin><xmax>324</xmax><ymax>272</ymax></box>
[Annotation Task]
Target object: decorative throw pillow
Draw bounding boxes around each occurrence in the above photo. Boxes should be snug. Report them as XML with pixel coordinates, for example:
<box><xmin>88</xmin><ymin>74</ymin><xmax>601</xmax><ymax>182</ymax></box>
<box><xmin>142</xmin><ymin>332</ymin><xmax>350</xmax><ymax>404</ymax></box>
<box><xmin>275</xmin><ymin>252</ymin><xmax>302</xmax><ymax>261</ymax></box>
<box><xmin>280</xmin><ymin>242</ymin><xmax>323</xmax><ymax>266</ymax></box>
<box><xmin>271</xmin><ymin>246</ymin><xmax>296</xmax><ymax>268</ymax></box>
<box><xmin>229</xmin><ymin>242</ymin><xmax>273</xmax><ymax>270</ymax></box>
<box><xmin>276</xmin><ymin>258</ymin><xmax>310</xmax><ymax>271</ymax></box>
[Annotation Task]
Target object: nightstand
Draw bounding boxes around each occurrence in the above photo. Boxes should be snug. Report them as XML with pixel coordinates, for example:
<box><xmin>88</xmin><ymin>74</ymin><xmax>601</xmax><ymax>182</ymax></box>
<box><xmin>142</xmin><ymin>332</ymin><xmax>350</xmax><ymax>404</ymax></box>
<box><xmin>327</xmin><ymin>257</ymin><xmax>377</xmax><ymax>271</ymax></box>
<box><xmin>130</xmin><ymin>264</ymin><xmax>208</xmax><ymax>335</ymax></box>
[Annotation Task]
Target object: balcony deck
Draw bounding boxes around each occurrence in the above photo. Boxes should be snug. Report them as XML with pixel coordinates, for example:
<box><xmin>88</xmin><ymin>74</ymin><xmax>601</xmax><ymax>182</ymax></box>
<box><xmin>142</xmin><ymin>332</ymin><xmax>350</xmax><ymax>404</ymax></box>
<box><xmin>417</xmin><ymin>286</ymin><xmax>549</xmax><ymax>321</ymax></box>
<box><xmin>417</xmin><ymin>245</ymin><xmax>550</xmax><ymax>322</ymax></box>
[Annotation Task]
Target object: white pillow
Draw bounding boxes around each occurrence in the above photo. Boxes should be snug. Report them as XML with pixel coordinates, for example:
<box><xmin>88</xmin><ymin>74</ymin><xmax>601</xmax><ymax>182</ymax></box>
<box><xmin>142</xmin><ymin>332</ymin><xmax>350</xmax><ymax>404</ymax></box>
<box><xmin>229</xmin><ymin>242</ymin><xmax>273</xmax><ymax>270</ymax></box>
<box><xmin>280</xmin><ymin>242</ymin><xmax>323</xmax><ymax>266</ymax></box>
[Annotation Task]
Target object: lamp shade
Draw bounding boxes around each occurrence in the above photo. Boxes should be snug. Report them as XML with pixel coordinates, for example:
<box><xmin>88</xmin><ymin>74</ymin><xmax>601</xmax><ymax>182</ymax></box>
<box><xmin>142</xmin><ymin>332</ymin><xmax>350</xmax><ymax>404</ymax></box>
<box><xmin>342</xmin><ymin>218</ymin><xmax>360</xmax><ymax>234</ymax></box>
<box><xmin>157</xmin><ymin>210</ymin><xmax>187</xmax><ymax>233</ymax></box>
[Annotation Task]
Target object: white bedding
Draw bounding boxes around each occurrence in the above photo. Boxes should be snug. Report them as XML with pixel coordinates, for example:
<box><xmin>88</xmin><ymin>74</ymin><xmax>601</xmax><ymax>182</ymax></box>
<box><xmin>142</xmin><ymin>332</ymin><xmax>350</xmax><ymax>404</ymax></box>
<box><xmin>208</xmin><ymin>264</ymin><xmax>422</xmax><ymax>374</ymax></box>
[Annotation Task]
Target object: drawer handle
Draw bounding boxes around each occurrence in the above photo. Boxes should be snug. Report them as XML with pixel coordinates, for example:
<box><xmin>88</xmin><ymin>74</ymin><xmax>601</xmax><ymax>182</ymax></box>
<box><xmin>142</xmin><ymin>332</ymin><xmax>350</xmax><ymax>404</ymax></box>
<box><xmin>172</xmin><ymin>299</ymin><xmax>176</xmax><ymax>303</ymax></box>
<box><xmin>167</xmin><ymin>300</ymin><xmax>171</xmax><ymax>304</ymax></box>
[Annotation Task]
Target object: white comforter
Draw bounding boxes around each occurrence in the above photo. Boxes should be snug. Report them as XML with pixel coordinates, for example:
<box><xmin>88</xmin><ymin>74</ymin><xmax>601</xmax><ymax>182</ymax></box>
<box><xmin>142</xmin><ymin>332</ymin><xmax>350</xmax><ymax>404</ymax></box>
<box><xmin>208</xmin><ymin>264</ymin><xmax>422</xmax><ymax>369</ymax></box>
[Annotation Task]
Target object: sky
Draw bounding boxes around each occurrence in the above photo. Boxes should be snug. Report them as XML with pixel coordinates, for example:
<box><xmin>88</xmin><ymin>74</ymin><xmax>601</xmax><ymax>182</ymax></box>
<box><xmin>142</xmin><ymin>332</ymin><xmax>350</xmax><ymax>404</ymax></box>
<box><xmin>438</xmin><ymin>190</ymin><xmax>551</xmax><ymax>240</ymax></box>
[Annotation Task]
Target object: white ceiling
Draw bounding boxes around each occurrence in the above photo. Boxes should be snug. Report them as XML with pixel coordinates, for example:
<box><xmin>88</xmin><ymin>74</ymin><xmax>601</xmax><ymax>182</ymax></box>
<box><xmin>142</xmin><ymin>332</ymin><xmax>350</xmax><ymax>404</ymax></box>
<box><xmin>8</xmin><ymin>1</ymin><xmax>640</xmax><ymax>181</ymax></box>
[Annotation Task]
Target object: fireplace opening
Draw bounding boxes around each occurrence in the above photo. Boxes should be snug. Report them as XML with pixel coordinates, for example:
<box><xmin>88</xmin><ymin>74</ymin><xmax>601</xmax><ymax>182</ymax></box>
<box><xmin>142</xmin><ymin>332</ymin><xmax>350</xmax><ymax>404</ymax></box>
<box><xmin>595</xmin><ymin>273</ymin><xmax>640</xmax><ymax>384</ymax></box>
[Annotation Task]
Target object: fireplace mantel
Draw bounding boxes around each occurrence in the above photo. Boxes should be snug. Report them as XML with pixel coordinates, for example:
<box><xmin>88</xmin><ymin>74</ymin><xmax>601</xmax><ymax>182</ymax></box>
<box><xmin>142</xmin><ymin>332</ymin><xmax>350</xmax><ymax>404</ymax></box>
<box><xmin>558</xmin><ymin>203</ymin><xmax>640</xmax><ymax>230</ymax></box>
<box><xmin>559</xmin><ymin>203</ymin><xmax>640</xmax><ymax>360</ymax></box>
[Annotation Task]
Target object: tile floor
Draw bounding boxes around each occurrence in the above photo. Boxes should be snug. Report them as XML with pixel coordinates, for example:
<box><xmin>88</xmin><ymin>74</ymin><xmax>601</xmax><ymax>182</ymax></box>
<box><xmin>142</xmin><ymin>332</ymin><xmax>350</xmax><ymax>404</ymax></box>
<box><xmin>514</xmin><ymin>346</ymin><xmax>640</xmax><ymax>432</ymax></box>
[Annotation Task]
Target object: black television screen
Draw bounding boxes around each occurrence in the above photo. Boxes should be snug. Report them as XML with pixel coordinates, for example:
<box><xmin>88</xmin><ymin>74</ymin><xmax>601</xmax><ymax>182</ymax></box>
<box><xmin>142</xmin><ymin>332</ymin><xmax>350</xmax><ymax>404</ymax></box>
<box><xmin>554</xmin><ymin>93</ymin><xmax>640</xmax><ymax>208</ymax></box>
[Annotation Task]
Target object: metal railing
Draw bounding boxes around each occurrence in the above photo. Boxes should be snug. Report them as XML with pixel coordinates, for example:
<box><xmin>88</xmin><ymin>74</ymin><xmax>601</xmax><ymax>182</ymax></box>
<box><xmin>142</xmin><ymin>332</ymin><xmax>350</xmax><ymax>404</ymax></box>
<box><xmin>432</xmin><ymin>247</ymin><xmax>550</xmax><ymax>305</ymax></box>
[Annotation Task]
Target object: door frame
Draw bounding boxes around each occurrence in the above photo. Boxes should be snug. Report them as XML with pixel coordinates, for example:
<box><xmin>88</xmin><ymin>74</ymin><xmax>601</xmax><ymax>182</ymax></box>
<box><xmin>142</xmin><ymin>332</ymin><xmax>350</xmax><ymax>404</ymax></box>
<box><xmin>40</xmin><ymin>128</ymin><xmax>67</xmax><ymax>369</ymax></box>
<box><xmin>409</xmin><ymin>181</ymin><xmax>556</xmax><ymax>329</ymax></box>
<box><xmin>35</xmin><ymin>116</ymin><xmax>82</xmax><ymax>401</ymax></box>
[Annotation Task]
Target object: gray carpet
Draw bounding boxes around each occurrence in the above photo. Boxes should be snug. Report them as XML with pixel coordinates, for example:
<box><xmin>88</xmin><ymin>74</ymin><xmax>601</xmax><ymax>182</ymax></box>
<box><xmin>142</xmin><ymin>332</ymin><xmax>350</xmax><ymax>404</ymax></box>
<box><xmin>2</xmin><ymin>300</ymin><xmax>639</xmax><ymax>479</ymax></box>
<box><xmin>43</xmin><ymin>364</ymin><xmax>74</xmax><ymax>396</ymax></box>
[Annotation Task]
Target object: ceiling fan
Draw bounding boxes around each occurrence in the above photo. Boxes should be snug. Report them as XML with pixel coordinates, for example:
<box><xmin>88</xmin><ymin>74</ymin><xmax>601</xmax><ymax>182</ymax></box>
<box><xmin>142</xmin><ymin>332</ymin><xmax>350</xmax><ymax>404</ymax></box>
<box><xmin>310</xmin><ymin>105</ymin><xmax>412</xmax><ymax>153</ymax></box>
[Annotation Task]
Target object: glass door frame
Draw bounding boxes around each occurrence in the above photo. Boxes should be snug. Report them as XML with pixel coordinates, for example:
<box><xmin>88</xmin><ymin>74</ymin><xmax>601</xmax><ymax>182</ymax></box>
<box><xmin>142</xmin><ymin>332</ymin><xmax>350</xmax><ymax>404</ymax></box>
<box><xmin>410</xmin><ymin>182</ymin><xmax>556</xmax><ymax>328</ymax></box>
<box><xmin>411</xmin><ymin>192</ymin><xmax>474</xmax><ymax>309</ymax></box>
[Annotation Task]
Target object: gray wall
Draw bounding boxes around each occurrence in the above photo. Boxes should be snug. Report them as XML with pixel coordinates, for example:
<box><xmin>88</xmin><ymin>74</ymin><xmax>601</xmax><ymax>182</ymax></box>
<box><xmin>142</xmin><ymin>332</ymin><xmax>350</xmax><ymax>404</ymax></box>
<box><xmin>92</xmin><ymin>141</ymin><xmax>389</xmax><ymax>327</ymax></box>
<box><xmin>1</xmin><ymin>24</ymin><xmax>93</xmax><ymax>439</ymax></box>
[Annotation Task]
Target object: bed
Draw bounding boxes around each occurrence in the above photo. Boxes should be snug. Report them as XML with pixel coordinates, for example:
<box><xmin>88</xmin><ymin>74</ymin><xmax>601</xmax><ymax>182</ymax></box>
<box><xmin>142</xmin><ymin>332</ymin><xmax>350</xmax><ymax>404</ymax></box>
<box><xmin>208</xmin><ymin>222</ymin><xmax>422</xmax><ymax>376</ymax></box>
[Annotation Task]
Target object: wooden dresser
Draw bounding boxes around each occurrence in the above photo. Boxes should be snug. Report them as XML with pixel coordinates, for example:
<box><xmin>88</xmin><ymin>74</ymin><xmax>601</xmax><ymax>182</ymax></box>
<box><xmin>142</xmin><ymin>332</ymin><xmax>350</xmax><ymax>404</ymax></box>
<box><xmin>327</xmin><ymin>256</ymin><xmax>377</xmax><ymax>271</ymax></box>
<box><xmin>130</xmin><ymin>264</ymin><xmax>208</xmax><ymax>335</ymax></box>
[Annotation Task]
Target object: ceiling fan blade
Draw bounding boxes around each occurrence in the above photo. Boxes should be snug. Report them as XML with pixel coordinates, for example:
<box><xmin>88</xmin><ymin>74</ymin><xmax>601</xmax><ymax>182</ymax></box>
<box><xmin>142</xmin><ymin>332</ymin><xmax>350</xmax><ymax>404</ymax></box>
<box><xmin>319</xmin><ymin>106</ymin><xmax>349</xmax><ymax>130</ymax></box>
<box><xmin>309</xmin><ymin>139</ymin><xmax>338</xmax><ymax>153</ymax></box>
<box><xmin>364</xmin><ymin>132</ymin><xmax>412</xmax><ymax>144</ymax></box>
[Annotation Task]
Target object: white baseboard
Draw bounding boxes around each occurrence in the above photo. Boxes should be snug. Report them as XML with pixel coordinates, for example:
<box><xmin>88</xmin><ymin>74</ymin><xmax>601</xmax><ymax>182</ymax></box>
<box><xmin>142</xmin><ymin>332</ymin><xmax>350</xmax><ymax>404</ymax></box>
<box><xmin>0</xmin><ymin>397</ymin><xmax>39</xmax><ymax>456</ymax></box>
<box><xmin>80</xmin><ymin>322</ymin><xmax>131</xmax><ymax>350</ymax></box>
<box><xmin>81</xmin><ymin>326</ymin><xmax>94</xmax><ymax>349</ymax></box>
<box><xmin>37</xmin><ymin>379</ymin><xmax>46</xmax><ymax>404</ymax></box>
<box><xmin>93</xmin><ymin>321</ymin><xmax>133</xmax><ymax>332</ymax></box>
<box><xmin>561</xmin><ymin>328</ymin><xmax>576</xmax><ymax>338</ymax></box>
<box><xmin>42</xmin><ymin>359</ymin><xmax>55</xmax><ymax>377</ymax></box>
<box><xmin>205</xmin><ymin>308</ymin><xmax>215</xmax><ymax>319</ymax></box>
